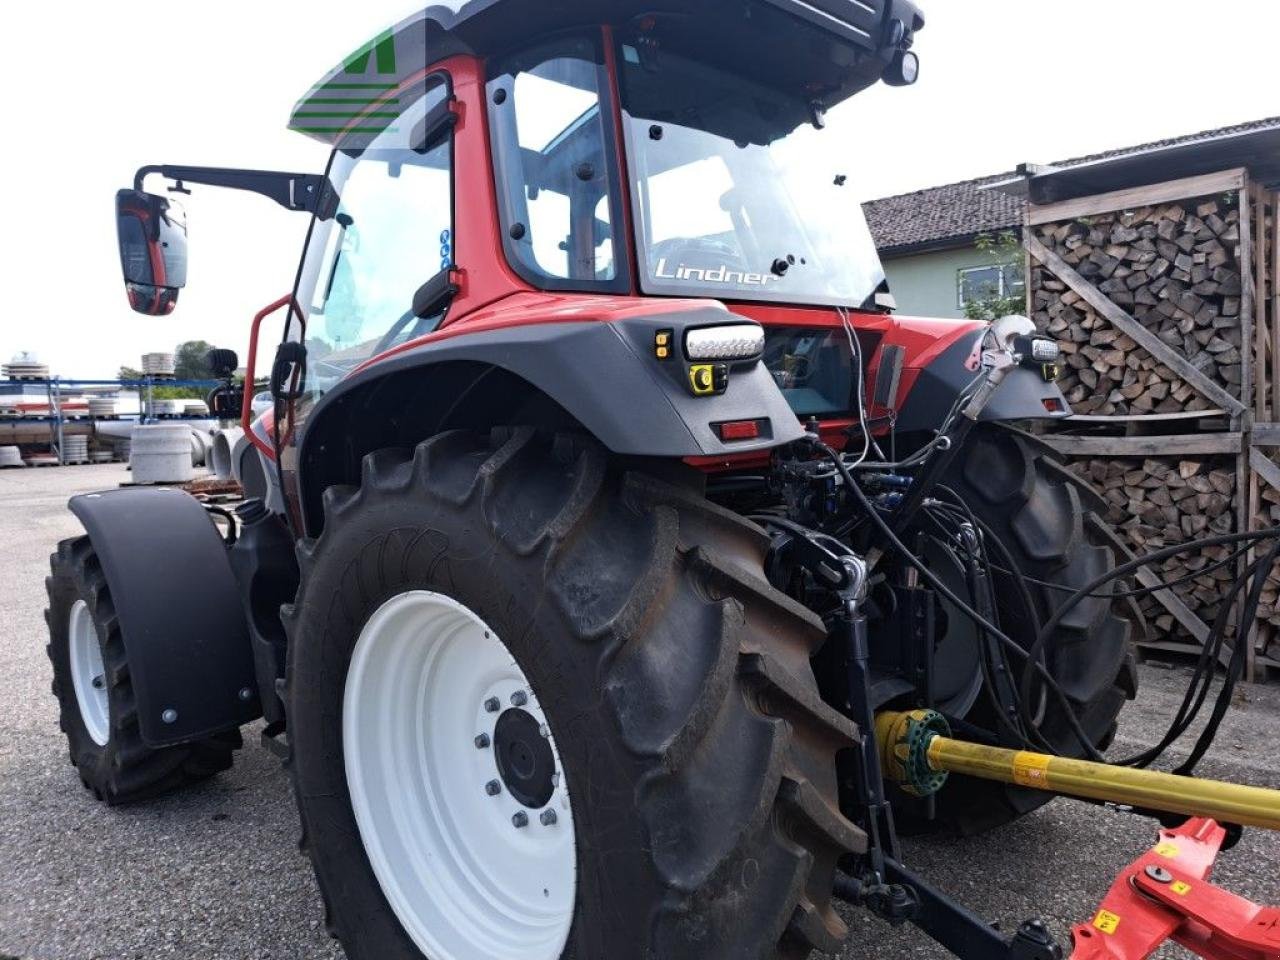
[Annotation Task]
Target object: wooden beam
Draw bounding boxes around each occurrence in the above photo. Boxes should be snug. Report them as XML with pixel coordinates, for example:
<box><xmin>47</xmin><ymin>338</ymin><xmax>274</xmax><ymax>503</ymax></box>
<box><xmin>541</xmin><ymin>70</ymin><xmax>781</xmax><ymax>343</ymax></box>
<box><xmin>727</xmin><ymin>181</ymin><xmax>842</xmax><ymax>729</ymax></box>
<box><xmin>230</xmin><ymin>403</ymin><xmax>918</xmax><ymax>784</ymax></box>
<box><xmin>1027</xmin><ymin>168</ymin><xmax>1247</xmax><ymax>225</ymax></box>
<box><xmin>1249</xmin><ymin>446</ymin><xmax>1280</xmax><ymax>492</ymax></box>
<box><xmin>1252</xmin><ymin>422</ymin><xmax>1280</xmax><ymax>447</ymax></box>
<box><xmin>1036</xmin><ymin>433</ymin><xmax>1242</xmax><ymax>457</ymax></box>
<box><xmin>1240</xmin><ymin>182</ymin><xmax>1255</xmax><ymax>425</ymax></box>
<box><xmin>1273</xmin><ymin>190</ymin><xmax>1280</xmax><ymax>434</ymax></box>
<box><xmin>1254</xmin><ymin>185</ymin><xmax>1269</xmax><ymax>420</ymax></box>
<box><xmin>1134</xmin><ymin>566</ymin><xmax>1210</xmax><ymax>645</ymax></box>
<box><xmin>1025</xmin><ymin>234</ymin><xmax>1247</xmax><ymax>415</ymax></box>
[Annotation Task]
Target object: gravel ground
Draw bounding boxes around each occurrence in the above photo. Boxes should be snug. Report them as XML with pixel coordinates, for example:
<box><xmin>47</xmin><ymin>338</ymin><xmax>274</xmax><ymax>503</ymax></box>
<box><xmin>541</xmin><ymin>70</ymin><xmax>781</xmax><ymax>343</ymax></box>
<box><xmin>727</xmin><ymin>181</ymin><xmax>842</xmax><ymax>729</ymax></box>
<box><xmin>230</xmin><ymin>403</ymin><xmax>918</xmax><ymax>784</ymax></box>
<box><xmin>0</xmin><ymin>464</ymin><xmax>1276</xmax><ymax>960</ymax></box>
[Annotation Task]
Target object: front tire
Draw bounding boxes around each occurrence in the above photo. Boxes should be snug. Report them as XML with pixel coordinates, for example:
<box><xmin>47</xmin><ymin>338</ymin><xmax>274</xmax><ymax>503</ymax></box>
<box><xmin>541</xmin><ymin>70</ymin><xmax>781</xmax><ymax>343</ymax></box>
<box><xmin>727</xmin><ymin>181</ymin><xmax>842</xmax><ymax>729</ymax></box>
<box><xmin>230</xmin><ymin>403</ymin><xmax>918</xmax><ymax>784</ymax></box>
<box><xmin>45</xmin><ymin>537</ymin><xmax>241</xmax><ymax>804</ymax></box>
<box><xmin>286</xmin><ymin>429</ymin><xmax>865</xmax><ymax>960</ymax></box>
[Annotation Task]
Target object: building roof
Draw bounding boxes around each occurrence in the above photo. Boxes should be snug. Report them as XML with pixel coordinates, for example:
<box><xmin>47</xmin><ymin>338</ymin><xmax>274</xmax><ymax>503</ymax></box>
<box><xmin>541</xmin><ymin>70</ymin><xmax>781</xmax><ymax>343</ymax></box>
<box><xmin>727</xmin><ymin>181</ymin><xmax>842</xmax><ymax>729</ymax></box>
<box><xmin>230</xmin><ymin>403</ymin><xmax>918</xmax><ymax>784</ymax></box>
<box><xmin>865</xmin><ymin>116</ymin><xmax>1280</xmax><ymax>257</ymax></box>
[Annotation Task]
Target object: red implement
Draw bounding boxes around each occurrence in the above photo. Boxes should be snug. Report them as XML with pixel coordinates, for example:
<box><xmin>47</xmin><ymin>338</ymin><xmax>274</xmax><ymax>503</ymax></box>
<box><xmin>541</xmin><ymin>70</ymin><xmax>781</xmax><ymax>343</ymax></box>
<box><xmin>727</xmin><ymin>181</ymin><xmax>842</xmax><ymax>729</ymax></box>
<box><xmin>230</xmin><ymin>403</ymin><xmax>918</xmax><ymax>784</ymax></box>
<box><xmin>1071</xmin><ymin>819</ymin><xmax>1280</xmax><ymax>960</ymax></box>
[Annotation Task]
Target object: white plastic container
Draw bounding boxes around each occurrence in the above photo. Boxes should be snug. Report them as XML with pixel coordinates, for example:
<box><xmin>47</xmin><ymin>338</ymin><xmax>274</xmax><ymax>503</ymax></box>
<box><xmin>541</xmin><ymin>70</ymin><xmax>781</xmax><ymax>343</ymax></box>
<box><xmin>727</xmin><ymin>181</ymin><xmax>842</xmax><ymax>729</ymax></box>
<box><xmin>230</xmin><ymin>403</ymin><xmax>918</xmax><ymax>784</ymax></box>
<box><xmin>130</xmin><ymin>424</ymin><xmax>195</xmax><ymax>484</ymax></box>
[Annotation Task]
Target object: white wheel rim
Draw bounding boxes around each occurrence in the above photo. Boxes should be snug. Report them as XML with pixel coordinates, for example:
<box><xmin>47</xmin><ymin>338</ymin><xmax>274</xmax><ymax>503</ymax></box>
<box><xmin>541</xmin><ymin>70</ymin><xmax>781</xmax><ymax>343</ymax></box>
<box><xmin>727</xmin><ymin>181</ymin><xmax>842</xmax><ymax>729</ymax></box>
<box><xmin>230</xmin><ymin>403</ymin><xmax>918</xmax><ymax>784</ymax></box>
<box><xmin>68</xmin><ymin>599</ymin><xmax>110</xmax><ymax>746</ymax></box>
<box><xmin>344</xmin><ymin>591</ymin><xmax>576</xmax><ymax>960</ymax></box>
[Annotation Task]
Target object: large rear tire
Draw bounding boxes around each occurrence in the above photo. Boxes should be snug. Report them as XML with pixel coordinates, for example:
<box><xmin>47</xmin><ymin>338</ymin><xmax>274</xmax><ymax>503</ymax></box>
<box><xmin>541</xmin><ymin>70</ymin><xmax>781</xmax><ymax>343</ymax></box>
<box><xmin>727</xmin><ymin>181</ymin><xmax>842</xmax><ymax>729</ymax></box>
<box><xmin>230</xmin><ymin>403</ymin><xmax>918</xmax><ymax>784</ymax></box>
<box><xmin>912</xmin><ymin>424</ymin><xmax>1138</xmax><ymax>834</ymax></box>
<box><xmin>285</xmin><ymin>428</ymin><xmax>865</xmax><ymax>960</ymax></box>
<box><xmin>45</xmin><ymin>537</ymin><xmax>241</xmax><ymax>804</ymax></box>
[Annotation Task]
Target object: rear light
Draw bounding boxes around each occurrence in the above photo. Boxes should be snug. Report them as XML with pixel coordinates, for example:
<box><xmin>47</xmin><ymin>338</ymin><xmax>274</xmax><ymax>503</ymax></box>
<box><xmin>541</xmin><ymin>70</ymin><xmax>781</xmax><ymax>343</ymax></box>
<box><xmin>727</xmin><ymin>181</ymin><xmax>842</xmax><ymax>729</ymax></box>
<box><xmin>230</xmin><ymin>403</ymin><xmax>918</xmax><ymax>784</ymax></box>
<box><xmin>718</xmin><ymin>420</ymin><xmax>761</xmax><ymax>441</ymax></box>
<box><xmin>685</xmin><ymin>324</ymin><xmax>765</xmax><ymax>362</ymax></box>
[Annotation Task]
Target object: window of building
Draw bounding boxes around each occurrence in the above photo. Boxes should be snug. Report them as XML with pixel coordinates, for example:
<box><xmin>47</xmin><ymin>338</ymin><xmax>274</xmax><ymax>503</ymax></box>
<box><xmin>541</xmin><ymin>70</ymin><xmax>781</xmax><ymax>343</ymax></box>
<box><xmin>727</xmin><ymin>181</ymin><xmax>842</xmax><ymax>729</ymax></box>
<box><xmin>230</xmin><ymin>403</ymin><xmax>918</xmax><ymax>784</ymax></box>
<box><xmin>957</xmin><ymin>263</ymin><xmax>1024</xmax><ymax>309</ymax></box>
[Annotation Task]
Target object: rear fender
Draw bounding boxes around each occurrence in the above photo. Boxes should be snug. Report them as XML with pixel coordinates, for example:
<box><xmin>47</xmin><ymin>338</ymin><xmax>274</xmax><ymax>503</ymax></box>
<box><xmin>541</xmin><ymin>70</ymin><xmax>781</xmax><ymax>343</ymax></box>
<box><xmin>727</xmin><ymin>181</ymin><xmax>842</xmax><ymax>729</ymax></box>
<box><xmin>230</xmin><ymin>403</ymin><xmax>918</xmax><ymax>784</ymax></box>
<box><xmin>296</xmin><ymin>308</ymin><xmax>806</xmax><ymax>535</ymax></box>
<box><xmin>889</xmin><ymin>320</ymin><xmax>1072</xmax><ymax>433</ymax></box>
<box><xmin>68</xmin><ymin>488</ymin><xmax>260</xmax><ymax>746</ymax></box>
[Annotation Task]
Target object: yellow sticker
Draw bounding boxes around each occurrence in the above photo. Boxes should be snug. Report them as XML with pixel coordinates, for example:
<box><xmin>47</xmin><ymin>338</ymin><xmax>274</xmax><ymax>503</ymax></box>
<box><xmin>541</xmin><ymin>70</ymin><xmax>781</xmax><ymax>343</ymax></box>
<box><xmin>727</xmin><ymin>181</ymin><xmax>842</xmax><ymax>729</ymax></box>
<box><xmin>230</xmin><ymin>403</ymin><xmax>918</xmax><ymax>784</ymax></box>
<box><xmin>1154</xmin><ymin>842</ymin><xmax>1181</xmax><ymax>859</ymax></box>
<box><xmin>1171</xmin><ymin>881</ymin><xmax>1192</xmax><ymax>896</ymax></box>
<box><xmin>1093</xmin><ymin>910</ymin><xmax>1122</xmax><ymax>934</ymax></box>
<box><xmin>1011</xmin><ymin>751</ymin><xmax>1052</xmax><ymax>788</ymax></box>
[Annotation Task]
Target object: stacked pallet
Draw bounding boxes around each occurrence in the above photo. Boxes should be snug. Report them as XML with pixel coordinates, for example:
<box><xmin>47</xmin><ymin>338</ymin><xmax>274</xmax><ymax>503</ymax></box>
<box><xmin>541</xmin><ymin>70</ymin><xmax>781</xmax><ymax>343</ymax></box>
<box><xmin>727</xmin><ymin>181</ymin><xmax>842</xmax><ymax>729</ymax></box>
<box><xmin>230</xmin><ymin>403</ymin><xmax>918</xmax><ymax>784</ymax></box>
<box><xmin>1066</xmin><ymin>456</ymin><xmax>1239</xmax><ymax>642</ymax></box>
<box><xmin>1031</xmin><ymin>195</ymin><xmax>1245</xmax><ymax>416</ymax></box>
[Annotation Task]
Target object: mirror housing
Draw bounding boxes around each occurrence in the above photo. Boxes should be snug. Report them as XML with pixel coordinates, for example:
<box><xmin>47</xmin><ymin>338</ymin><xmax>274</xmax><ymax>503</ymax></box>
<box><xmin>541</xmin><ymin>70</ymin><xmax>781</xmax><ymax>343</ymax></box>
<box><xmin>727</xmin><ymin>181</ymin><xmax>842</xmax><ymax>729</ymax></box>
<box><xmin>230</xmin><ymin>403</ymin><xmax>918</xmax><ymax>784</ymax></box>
<box><xmin>115</xmin><ymin>189</ymin><xmax>188</xmax><ymax>316</ymax></box>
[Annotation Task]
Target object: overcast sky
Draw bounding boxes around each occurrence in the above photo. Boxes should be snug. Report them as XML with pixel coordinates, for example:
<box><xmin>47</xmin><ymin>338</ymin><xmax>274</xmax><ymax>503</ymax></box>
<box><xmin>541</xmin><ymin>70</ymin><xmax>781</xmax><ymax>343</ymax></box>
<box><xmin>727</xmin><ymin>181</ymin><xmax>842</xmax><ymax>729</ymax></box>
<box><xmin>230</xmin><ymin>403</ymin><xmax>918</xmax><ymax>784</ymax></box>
<box><xmin>2</xmin><ymin>0</ymin><xmax>1277</xmax><ymax>378</ymax></box>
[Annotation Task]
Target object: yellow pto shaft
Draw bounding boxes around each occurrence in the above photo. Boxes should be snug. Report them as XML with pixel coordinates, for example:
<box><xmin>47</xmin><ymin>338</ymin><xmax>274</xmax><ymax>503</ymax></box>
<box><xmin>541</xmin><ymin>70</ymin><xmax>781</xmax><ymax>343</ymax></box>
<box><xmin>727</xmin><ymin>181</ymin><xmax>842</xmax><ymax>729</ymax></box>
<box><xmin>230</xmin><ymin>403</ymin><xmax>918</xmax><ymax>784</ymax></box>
<box><xmin>876</xmin><ymin>710</ymin><xmax>1280</xmax><ymax>831</ymax></box>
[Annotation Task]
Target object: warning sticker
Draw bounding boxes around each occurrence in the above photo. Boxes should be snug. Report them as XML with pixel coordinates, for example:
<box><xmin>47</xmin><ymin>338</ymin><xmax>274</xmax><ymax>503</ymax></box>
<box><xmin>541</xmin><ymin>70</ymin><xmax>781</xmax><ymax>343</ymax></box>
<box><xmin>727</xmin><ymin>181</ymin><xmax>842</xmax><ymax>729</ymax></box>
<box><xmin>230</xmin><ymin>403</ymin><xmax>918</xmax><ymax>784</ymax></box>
<box><xmin>1154</xmin><ymin>842</ymin><xmax>1181</xmax><ymax>859</ymax></box>
<box><xmin>1171</xmin><ymin>881</ymin><xmax>1192</xmax><ymax>896</ymax></box>
<box><xmin>1012</xmin><ymin>751</ymin><xmax>1052</xmax><ymax>788</ymax></box>
<box><xmin>1093</xmin><ymin>910</ymin><xmax>1122</xmax><ymax>934</ymax></box>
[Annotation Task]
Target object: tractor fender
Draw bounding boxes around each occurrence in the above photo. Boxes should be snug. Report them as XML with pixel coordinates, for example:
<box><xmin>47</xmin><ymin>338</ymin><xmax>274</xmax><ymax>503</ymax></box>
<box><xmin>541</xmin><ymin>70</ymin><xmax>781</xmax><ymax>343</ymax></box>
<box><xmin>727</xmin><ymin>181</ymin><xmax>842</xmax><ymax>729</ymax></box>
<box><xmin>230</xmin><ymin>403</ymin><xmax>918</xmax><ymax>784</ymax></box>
<box><xmin>68</xmin><ymin>488</ymin><xmax>260</xmax><ymax>747</ymax></box>
<box><xmin>894</xmin><ymin>328</ymin><xmax>1072</xmax><ymax>433</ymax></box>
<box><xmin>296</xmin><ymin>308</ymin><xmax>806</xmax><ymax>534</ymax></box>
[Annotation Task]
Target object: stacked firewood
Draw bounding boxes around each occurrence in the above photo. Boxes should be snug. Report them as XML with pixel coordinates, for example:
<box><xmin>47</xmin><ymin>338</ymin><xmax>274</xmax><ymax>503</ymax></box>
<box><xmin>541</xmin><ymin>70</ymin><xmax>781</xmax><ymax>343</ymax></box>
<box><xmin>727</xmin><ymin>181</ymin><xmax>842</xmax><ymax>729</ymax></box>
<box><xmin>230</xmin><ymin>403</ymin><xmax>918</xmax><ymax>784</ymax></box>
<box><xmin>1031</xmin><ymin>195</ymin><xmax>1244</xmax><ymax>416</ymax></box>
<box><xmin>1066</xmin><ymin>456</ymin><xmax>1239</xmax><ymax>641</ymax></box>
<box><xmin>1253</xmin><ymin>487</ymin><xmax>1280</xmax><ymax>658</ymax></box>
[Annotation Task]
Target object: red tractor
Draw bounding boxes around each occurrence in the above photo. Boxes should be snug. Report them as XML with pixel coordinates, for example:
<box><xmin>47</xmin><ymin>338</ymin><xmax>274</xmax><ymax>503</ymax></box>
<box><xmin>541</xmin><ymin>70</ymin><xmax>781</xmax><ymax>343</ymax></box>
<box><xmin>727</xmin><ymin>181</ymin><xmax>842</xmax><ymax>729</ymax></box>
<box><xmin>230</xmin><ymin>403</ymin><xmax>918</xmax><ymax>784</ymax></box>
<box><xmin>48</xmin><ymin>3</ymin><xmax>1142</xmax><ymax>958</ymax></box>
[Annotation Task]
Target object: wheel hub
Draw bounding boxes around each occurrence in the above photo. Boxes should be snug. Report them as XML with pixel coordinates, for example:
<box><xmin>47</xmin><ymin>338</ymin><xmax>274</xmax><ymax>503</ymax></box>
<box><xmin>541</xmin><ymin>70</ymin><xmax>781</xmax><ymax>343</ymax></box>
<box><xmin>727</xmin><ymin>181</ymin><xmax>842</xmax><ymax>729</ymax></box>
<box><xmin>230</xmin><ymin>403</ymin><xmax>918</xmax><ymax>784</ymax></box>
<box><xmin>343</xmin><ymin>590</ymin><xmax>576</xmax><ymax>960</ymax></box>
<box><xmin>493</xmin><ymin>708</ymin><xmax>556</xmax><ymax>809</ymax></box>
<box><xmin>68</xmin><ymin>599</ymin><xmax>109</xmax><ymax>746</ymax></box>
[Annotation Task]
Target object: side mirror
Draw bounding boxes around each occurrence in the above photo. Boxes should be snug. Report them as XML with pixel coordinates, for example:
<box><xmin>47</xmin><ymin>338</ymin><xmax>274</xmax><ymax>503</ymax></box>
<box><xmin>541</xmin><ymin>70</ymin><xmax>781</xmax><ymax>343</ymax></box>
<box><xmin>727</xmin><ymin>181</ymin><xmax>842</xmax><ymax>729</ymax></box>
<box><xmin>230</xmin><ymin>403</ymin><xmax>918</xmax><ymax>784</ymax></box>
<box><xmin>115</xmin><ymin>188</ymin><xmax>188</xmax><ymax>316</ymax></box>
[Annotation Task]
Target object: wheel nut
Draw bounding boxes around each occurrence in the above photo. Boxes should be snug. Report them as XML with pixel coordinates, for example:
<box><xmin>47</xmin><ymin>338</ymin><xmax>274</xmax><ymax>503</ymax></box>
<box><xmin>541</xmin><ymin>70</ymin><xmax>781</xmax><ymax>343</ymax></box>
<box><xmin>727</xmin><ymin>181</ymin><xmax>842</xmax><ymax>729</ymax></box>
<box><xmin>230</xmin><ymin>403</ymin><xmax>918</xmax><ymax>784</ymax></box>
<box><xmin>512</xmin><ymin>811</ymin><xmax>529</xmax><ymax>828</ymax></box>
<box><xmin>539</xmin><ymin>724</ymin><xmax>550</xmax><ymax>739</ymax></box>
<box><xmin>475</xmin><ymin>733</ymin><xmax>491</xmax><ymax>749</ymax></box>
<box><xmin>485</xmin><ymin>780</ymin><xmax>501</xmax><ymax>796</ymax></box>
<box><xmin>484</xmin><ymin>697</ymin><xmax>500</xmax><ymax>713</ymax></box>
<box><xmin>540</xmin><ymin>809</ymin><xmax>558</xmax><ymax>826</ymax></box>
<box><xmin>511</xmin><ymin>690</ymin><xmax>528</xmax><ymax>707</ymax></box>
<box><xmin>91</xmin><ymin>675</ymin><xmax>105</xmax><ymax>689</ymax></box>
<box><xmin>161</xmin><ymin>708</ymin><xmax>178</xmax><ymax>724</ymax></box>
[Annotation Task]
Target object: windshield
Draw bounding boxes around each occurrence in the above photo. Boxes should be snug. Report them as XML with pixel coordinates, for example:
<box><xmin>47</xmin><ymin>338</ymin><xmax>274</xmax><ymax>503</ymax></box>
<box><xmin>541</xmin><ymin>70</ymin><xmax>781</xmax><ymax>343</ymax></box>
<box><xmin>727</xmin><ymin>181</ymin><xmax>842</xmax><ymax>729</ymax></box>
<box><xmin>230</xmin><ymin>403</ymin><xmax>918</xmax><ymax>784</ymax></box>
<box><xmin>291</xmin><ymin>78</ymin><xmax>453</xmax><ymax>397</ymax></box>
<box><xmin>617</xmin><ymin>43</ymin><xmax>885</xmax><ymax>308</ymax></box>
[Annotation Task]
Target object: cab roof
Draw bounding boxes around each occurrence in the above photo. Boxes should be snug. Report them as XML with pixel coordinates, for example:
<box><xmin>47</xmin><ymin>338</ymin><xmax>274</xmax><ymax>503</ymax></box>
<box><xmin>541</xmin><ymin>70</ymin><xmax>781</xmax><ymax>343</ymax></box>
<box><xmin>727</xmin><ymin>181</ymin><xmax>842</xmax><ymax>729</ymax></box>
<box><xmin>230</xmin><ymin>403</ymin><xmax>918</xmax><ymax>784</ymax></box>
<box><xmin>291</xmin><ymin>0</ymin><xmax>923</xmax><ymax>148</ymax></box>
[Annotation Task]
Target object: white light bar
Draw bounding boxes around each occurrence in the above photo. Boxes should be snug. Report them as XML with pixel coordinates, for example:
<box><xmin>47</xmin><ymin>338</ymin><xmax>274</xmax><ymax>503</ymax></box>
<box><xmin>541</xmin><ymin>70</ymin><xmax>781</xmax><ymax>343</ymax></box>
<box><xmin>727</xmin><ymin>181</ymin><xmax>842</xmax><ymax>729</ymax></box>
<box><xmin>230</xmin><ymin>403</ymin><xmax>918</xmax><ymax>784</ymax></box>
<box><xmin>684</xmin><ymin>324</ymin><xmax>765</xmax><ymax>362</ymax></box>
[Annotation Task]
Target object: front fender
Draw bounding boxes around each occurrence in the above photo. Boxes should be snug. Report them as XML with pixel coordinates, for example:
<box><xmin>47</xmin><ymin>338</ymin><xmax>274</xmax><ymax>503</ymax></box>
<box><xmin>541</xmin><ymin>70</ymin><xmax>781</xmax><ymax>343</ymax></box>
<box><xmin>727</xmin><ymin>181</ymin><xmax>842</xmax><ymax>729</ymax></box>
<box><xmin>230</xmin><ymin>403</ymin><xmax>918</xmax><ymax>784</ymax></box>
<box><xmin>68</xmin><ymin>488</ymin><xmax>259</xmax><ymax>746</ymax></box>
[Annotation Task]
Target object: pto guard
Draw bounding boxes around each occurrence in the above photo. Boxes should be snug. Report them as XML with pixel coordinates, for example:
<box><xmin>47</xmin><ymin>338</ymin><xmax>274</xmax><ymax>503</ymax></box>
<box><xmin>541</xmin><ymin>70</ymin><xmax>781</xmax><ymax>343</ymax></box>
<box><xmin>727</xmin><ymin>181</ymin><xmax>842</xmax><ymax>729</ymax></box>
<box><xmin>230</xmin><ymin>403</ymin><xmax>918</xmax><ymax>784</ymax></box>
<box><xmin>68</xmin><ymin>488</ymin><xmax>260</xmax><ymax>747</ymax></box>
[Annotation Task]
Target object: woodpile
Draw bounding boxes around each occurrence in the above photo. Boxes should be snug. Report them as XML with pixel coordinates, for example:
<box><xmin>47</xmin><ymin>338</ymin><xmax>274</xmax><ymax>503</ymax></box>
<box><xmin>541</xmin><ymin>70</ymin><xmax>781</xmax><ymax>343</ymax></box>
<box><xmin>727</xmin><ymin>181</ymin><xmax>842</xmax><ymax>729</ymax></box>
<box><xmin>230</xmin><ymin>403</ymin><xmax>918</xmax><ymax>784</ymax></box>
<box><xmin>1252</xmin><ymin>488</ymin><xmax>1280</xmax><ymax>659</ymax></box>
<box><xmin>1031</xmin><ymin>195</ymin><xmax>1245</xmax><ymax>416</ymax></box>
<box><xmin>1066</xmin><ymin>456</ymin><xmax>1239</xmax><ymax>642</ymax></box>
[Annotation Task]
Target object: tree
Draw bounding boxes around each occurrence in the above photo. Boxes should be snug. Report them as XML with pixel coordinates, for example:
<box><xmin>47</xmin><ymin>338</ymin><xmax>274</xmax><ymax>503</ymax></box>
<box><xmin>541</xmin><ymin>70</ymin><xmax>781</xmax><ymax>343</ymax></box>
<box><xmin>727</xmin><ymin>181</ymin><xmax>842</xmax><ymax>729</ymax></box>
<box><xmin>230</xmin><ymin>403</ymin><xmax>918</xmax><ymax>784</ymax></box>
<box><xmin>118</xmin><ymin>365</ymin><xmax>143</xmax><ymax>382</ymax></box>
<box><xmin>962</xmin><ymin>231</ymin><xmax>1027</xmax><ymax>322</ymax></box>
<box><xmin>174</xmin><ymin>340</ymin><xmax>216</xmax><ymax>381</ymax></box>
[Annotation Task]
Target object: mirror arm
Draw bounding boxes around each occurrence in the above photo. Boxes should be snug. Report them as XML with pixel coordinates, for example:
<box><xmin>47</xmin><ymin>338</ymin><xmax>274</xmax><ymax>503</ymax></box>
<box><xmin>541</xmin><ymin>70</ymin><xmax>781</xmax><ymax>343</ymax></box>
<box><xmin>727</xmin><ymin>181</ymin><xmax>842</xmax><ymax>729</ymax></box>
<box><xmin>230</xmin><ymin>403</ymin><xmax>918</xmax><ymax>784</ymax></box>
<box><xmin>132</xmin><ymin>165</ymin><xmax>339</xmax><ymax>219</ymax></box>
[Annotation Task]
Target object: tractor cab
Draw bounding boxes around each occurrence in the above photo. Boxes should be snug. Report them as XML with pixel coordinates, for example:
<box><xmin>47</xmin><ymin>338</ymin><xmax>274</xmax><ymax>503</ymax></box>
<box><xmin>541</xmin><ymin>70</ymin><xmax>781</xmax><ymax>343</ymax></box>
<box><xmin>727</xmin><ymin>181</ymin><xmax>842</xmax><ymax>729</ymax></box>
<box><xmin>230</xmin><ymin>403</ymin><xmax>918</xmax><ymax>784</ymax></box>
<box><xmin>273</xmin><ymin>0</ymin><xmax>924</xmax><ymax>406</ymax></box>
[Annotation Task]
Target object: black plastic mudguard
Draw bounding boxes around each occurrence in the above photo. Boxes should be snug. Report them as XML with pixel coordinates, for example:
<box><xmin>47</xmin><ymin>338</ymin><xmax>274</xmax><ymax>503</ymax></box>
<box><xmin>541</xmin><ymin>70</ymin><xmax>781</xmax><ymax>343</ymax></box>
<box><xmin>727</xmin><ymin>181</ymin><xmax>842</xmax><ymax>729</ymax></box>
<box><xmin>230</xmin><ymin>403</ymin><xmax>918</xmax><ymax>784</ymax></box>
<box><xmin>68</xmin><ymin>488</ymin><xmax>260</xmax><ymax>747</ymax></box>
<box><xmin>895</xmin><ymin>331</ymin><xmax>1073</xmax><ymax>434</ymax></box>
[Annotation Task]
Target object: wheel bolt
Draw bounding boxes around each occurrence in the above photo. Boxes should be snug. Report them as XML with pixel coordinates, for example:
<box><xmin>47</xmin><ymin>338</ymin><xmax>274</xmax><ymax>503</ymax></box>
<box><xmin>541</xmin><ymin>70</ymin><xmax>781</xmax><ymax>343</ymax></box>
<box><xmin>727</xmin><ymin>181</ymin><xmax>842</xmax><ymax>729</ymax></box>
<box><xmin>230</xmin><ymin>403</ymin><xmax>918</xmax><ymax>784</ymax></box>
<box><xmin>540</xmin><ymin>809</ymin><xmax>558</xmax><ymax>826</ymax></box>
<box><xmin>485</xmin><ymin>780</ymin><xmax>501</xmax><ymax>796</ymax></box>
<box><xmin>511</xmin><ymin>690</ymin><xmax>528</xmax><ymax>707</ymax></box>
<box><xmin>161</xmin><ymin>708</ymin><xmax>178</xmax><ymax>724</ymax></box>
<box><xmin>512</xmin><ymin>811</ymin><xmax>529</xmax><ymax>828</ymax></box>
<box><xmin>484</xmin><ymin>697</ymin><xmax>500</xmax><ymax>713</ymax></box>
<box><xmin>475</xmin><ymin>733</ymin><xmax>491</xmax><ymax>749</ymax></box>
<box><xmin>91</xmin><ymin>675</ymin><xmax>105</xmax><ymax>690</ymax></box>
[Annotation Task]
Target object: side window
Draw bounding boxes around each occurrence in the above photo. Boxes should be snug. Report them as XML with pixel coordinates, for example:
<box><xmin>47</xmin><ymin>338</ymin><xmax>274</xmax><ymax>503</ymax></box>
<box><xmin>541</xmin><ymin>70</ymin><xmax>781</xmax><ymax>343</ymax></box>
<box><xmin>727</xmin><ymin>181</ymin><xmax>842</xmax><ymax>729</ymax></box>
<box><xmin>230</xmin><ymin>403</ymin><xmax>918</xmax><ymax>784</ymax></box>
<box><xmin>487</xmin><ymin>35</ymin><xmax>626</xmax><ymax>291</ymax></box>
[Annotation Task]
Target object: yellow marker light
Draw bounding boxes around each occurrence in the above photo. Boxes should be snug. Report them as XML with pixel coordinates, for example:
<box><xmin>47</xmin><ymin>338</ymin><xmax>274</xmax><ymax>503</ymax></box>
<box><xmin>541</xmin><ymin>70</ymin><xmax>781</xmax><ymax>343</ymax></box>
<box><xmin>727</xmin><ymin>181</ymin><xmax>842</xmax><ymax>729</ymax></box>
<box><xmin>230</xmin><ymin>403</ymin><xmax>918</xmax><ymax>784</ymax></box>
<box><xmin>656</xmin><ymin>346</ymin><xmax>670</xmax><ymax>359</ymax></box>
<box><xmin>689</xmin><ymin>365</ymin><xmax>716</xmax><ymax>396</ymax></box>
<box><xmin>655</xmin><ymin>329</ymin><xmax>674</xmax><ymax>360</ymax></box>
